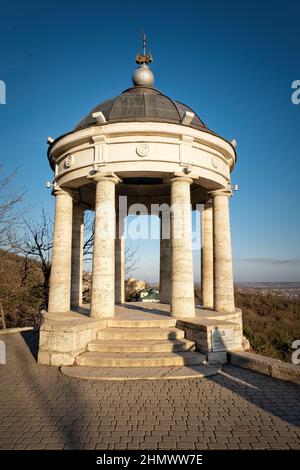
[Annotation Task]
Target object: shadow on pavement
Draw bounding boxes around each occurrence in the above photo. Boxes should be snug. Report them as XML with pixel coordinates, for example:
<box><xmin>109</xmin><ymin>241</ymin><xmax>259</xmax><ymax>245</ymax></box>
<box><xmin>15</xmin><ymin>329</ymin><xmax>300</xmax><ymax>449</ymax></box>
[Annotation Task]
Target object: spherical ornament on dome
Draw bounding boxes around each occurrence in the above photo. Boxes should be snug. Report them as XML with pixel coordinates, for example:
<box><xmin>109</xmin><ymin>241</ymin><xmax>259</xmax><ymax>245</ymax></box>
<box><xmin>132</xmin><ymin>65</ymin><xmax>154</xmax><ymax>87</ymax></box>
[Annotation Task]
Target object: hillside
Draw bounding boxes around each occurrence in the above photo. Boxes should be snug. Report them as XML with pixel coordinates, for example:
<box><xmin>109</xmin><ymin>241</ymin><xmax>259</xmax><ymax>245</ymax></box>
<box><xmin>0</xmin><ymin>249</ymin><xmax>44</xmax><ymax>328</ymax></box>
<box><xmin>235</xmin><ymin>291</ymin><xmax>300</xmax><ymax>362</ymax></box>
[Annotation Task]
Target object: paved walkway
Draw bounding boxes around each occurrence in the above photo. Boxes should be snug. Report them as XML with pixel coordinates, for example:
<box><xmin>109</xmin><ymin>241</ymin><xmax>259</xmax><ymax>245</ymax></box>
<box><xmin>0</xmin><ymin>332</ymin><xmax>299</xmax><ymax>450</ymax></box>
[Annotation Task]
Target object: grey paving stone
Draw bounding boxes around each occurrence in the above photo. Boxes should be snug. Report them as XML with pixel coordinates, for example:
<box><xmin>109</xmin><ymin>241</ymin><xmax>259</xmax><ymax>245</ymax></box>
<box><xmin>0</xmin><ymin>332</ymin><xmax>299</xmax><ymax>450</ymax></box>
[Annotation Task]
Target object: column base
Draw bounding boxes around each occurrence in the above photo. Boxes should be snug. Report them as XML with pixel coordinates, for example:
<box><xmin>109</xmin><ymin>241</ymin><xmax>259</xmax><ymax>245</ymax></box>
<box><xmin>170</xmin><ymin>299</ymin><xmax>196</xmax><ymax>318</ymax></box>
<box><xmin>90</xmin><ymin>309</ymin><xmax>115</xmax><ymax>319</ymax></box>
<box><xmin>170</xmin><ymin>310</ymin><xmax>195</xmax><ymax>318</ymax></box>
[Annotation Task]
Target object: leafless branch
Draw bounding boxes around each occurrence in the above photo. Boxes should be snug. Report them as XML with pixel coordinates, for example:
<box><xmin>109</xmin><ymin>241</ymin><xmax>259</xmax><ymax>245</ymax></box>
<box><xmin>125</xmin><ymin>243</ymin><xmax>140</xmax><ymax>275</ymax></box>
<box><xmin>83</xmin><ymin>210</ymin><xmax>94</xmax><ymax>262</ymax></box>
<box><xmin>0</xmin><ymin>165</ymin><xmax>26</xmax><ymax>248</ymax></box>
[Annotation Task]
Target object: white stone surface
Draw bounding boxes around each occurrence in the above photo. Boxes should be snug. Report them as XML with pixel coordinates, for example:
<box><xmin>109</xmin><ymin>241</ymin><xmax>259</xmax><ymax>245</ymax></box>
<box><xmin>48</xmin><ymin>188</ymin><xmax>73</xmax><ymax>313</ymax></box>
<box><xmin>212</xmin><ymin>189</ymin><xmax>235</xmax><ymax>312</ymax></box>
<box><xmin>170</xmin><ymin>176</ymin><xmax>195</xmax><ymax>317</ymax></box>
<box><xmin>48</xmin><ymin>122</ymin><xmax>236</xmax><ymax>190</ymax></box>
<box><xmin>90</xmin><ymin>174</ymin><xmax>118</xmax><ymax>318</ymax></box>
<box><xmin>43</xmin><ymin>94</ymin><xmax>239</xmax><ymax>374</ymax></box>
<box><xmin>38</xmin><ymin>311</ymin><xmax>106</xmax><ymax>366</ymax></box>
<box><xmin>61</xmin><ymin>364</ymin><xmax>220</xmax><ymax>381</ymax></box>
<box><xmin>38</xmin><ymin>303</ymin><xmax>243</xmax><ymax>367</ymax></box>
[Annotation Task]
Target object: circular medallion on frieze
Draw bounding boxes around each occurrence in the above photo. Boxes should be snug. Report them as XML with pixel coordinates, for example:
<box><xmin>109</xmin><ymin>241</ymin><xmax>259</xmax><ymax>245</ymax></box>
<box><xmin>136</xmin><ymin>143</ymin><xmax>149</xmax><ymax>157</ymax></box>
<box><xmin>64</xmin><ymin>155</ymin><xmax>73</xmax><ymax>168</ymax></box>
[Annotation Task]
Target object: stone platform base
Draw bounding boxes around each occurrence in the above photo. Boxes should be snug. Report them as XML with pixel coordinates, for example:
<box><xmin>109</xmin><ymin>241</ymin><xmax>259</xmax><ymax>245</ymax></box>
<box><xmin>38</xmin><ymin>310</ymin><xmax>107</xmax><ymax>366</ymax></box>
<box><xmin>38</xmin><ymin>303</ymin><xmax>244</xmax><ymax>376</ymax></box>
<box><xmin>178</xmin><ymin>305</ymin><xmax>244</xmax><ymax>364</ymax></box>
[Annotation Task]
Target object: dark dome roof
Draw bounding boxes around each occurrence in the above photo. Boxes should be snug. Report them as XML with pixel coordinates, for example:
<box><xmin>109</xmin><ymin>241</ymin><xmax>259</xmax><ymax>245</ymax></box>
<box><xmin>75</xmin><ymin>86</ymin><xmax>208</xmax><ymax>131</ymax></box>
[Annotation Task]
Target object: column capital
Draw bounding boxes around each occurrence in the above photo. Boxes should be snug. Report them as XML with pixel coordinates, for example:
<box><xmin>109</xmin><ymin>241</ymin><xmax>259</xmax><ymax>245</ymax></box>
<box><xmin>51</xmin><ymin>184</ymin><xmax>72</xmax><ymax>198</ymax></box>
<box><xmin>87</xmin><ymin>171</ymin><xmax>121</xmax><ymax>185</ymax></box>
<box><xmin>169</xmin><ymin>175</ymin><xmax>193</xmax><ymax>185</ymax></box>
<box><xmin>209</xmin><ymin>187</ymin><xmax>232</xmax><ymax>198</ymax></box>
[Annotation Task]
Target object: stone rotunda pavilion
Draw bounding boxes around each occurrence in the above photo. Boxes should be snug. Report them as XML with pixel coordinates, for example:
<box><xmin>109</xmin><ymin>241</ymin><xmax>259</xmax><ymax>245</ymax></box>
<box><xmin>39</xmin><ymin>40</ymin><xmax>244</xmax><ymax>380</ymax></box>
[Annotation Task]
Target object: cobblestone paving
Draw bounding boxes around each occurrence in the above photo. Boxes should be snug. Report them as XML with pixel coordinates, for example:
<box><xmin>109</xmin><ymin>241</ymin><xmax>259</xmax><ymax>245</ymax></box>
<box><xmin>0</xmin><ymin>332</ymin><xmax>299</xmax><ymax>450</ymax></box>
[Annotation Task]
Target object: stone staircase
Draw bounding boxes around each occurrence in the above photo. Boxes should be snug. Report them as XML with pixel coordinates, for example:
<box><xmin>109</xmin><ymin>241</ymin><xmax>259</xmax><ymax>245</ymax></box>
<box><xmin>61</xmin><ymin>318</ymin><xmax>221</xmax><ymax>380</ymax></box>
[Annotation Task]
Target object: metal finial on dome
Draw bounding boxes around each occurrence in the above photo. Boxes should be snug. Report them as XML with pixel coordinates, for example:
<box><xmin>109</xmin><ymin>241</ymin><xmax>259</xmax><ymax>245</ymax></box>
<box><xmin>132</xmin><ymin>32</ymin><xmax>154</xmax><ymax>87</ymax></box>
<box><xmin>136</xmin><ymin>32</ymin><xmax>153</xmax><ymax>65</ymax></box>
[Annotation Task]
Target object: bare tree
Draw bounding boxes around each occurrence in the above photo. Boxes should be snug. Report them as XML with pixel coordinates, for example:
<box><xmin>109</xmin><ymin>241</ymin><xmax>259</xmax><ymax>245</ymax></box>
<box><xmin>0</xmin><ymin>165</ymin><xmax>25</xmax><ymax>249</ymax></box>
<box><xmin>11</xmin><ymin>206</ymin><xmax>140</xmax><ymax>309</ymax></box>
<box><xmin>81</xmin><ymin>210</ymin><xmax>140</xmax><ymax>276</ymax></box>
<box><xmin>82</xmin><ymin>210</ymin><xmax>95</xmax><ymax>262</ymax></box>
<box><xmin>125</xmin><ymin>243</ymin><xmax>140</xmax><ymax>275</ymax></box>
<box><xmin>10</xmin><ymin>208</ymin><xmax>94</xmax><ymax>306</ymax></box>
<box><xmin>11</xmin><ymin>209</ymin><xmax>52</xmax><ymax>308</ymax></box>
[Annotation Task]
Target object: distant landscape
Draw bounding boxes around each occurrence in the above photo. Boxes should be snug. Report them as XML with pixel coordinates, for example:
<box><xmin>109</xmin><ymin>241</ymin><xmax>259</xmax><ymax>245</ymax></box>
<box><xmin>236</xmin><ymin>282</ymin><xmax>300</xmax><ymax>299</ymax></box>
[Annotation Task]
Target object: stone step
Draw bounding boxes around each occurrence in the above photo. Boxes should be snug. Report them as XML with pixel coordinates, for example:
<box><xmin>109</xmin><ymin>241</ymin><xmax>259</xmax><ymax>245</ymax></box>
<box><xmin>97</xmin><ymin>327</ymin><xmax>185</xmax><ymax>341</ymax></box>
<box><xmin>107</xmin><ymin>318</ymin><xmax>177</xmax><ymax>328</ymax></box>
<box><xmin>87</xmin><ymin>338</ymin><xmax>195</xmax><ymax>353</ymax></box>
<box><xmin>76</xmin><ymin>351</ymin><xmax>207</xmax><ymax>368</ymax></box>
<box><xmin>61</xmin><ymin>364</ymin><xmax>220</xmax><ymax>381</ymax></box>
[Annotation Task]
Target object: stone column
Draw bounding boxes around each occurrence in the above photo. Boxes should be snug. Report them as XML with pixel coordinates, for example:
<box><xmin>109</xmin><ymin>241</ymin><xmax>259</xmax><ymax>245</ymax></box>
<box><xmin>159</xmin><ymin>215</ymin><xmax>171</xmax><ymax>304</ymax></box>
<box><xmin>90</xmin><ymin>174</ymin><xmax>118</xmax><ymax>318</ymax></box>
<box><xmin>48</xmin><ymin>188</ymin><xmax>73</xmax><ymax>313</ymax></box>
<box><xmin>212</xmin><ymin>188</ymin><xmax>235</xmax><ymax>312</ymax></box>
<box><xmin>115</xmin><ymin>211</ymin><xmax>125</xmax><ymax>304</ymax></box>
<box><xmin>170</xmin><ymin>176</ymin><xmax>195</xmax><ymax>317</ymax></box>
<box><xmin>71</xmin><ymin>204</ymin><xmax>84</xmax><ymax>308</ymax></box>
<box><xmin>201</xmin><ymin>201</ymin><xmax>214</xmax><ymax>308</ymax></box>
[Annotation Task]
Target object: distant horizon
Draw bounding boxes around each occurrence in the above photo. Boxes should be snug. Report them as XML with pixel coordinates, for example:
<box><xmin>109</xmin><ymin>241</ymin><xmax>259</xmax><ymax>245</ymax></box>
<box><xmin>82</xmin><ymin>269</ymin><xmax>300</xmax><ymax>285</ymax></box>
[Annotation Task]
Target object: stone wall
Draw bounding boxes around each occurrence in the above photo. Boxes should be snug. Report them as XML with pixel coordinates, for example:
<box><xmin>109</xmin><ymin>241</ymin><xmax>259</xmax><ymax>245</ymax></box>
<box><xmin>176</xmin><ymin>309</ymin><xmax>244</xmax><ymax>364</ymax></box>
<box><xmin>229</xmin><ymin>351</ymin><xmax>300</xmax><ymax>385</ymax></box>
<box><xmin>38</xmin><ymin>311</ymin><xmax>106</xmax><ymax>366</ymax></box>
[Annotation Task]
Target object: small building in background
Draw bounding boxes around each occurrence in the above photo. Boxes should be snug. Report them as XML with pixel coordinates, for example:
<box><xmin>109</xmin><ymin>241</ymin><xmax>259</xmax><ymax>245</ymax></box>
<box><xmin>139</xmin><ymin>288</ymin><xmax>159</xmax><ymax>303</ymax></box>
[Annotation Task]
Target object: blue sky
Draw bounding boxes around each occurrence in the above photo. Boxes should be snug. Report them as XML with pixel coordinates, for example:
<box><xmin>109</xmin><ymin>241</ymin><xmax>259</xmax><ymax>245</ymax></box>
<box><xmin>0</xmin><ymin>0</ymin><xmax>299</xmax><ymax>282</ymax></box>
